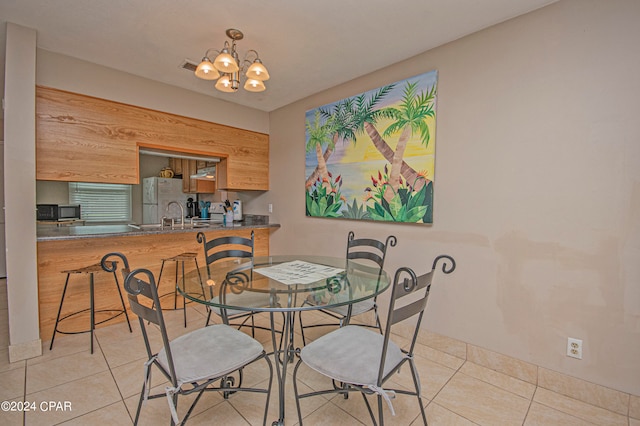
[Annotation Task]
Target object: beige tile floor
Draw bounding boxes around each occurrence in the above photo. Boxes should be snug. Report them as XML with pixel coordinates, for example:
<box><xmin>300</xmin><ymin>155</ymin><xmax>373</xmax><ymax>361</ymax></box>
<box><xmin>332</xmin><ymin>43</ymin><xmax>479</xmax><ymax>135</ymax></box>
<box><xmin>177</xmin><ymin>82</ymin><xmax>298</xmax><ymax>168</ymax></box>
<box><xmin>0</xmin><ymin>278</ymin><xmax>636</xmax><ymax>425</ymax></box>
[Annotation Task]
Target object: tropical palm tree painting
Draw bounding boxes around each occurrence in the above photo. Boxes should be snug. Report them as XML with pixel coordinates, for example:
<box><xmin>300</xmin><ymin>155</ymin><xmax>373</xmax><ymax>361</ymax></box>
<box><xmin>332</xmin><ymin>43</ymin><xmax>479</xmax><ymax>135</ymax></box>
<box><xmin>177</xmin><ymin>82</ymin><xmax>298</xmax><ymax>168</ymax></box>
<box><xmin>305</xmin><ymin>70</ymin><xmax>438</xmax><ymax>224</ymax></box>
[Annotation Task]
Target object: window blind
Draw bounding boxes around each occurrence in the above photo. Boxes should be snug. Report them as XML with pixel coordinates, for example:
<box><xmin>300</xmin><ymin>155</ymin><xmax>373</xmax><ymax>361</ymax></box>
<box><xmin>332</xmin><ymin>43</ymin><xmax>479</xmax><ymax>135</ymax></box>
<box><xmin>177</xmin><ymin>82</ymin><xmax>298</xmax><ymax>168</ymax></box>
<box><xmin>69</xmin><ymin>183</ymin><xmax>132</xmax><ymax>222</ymax></box>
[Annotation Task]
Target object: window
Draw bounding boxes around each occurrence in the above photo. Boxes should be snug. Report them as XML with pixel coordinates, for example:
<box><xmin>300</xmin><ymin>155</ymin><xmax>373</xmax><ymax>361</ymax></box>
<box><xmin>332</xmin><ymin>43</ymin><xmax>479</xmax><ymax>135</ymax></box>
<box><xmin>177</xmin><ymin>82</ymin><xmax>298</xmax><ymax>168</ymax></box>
<box><xmin>69</xmin><ymin>183</ymin><xmax>132</xmax><ymax>222</ymax></box>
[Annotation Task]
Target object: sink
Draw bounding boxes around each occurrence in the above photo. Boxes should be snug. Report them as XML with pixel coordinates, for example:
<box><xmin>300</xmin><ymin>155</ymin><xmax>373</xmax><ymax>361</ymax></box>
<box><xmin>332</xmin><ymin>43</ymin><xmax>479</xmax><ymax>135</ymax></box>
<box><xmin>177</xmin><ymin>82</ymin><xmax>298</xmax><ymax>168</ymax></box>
<box><xmin>128</xmin><ymin>223</ymin><xmax>163</xmax><ymax>230</ymax></box>
<box><xmin>182</xmin><ymin>223</ymin><xmax>211</xmax><ymax>229</ymax></box>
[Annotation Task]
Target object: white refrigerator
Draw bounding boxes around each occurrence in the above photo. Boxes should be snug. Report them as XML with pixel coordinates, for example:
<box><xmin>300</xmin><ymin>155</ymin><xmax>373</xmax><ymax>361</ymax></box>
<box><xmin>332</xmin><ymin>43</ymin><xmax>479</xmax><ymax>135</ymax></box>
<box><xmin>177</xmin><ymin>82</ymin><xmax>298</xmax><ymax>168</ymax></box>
<box><xmin>142</xmin><ymin>177</ymin><xmax>191</xmax><ymax>224</ymax></box>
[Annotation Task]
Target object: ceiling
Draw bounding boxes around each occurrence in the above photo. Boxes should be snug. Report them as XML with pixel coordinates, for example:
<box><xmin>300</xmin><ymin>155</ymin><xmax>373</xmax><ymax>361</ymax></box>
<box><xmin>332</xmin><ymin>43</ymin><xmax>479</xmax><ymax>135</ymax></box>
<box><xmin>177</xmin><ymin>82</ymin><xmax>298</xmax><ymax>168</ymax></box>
<box><xmin>0</xmin><ymin>0</ymin><xmax>555</xmax><ymax>112</ymax></box>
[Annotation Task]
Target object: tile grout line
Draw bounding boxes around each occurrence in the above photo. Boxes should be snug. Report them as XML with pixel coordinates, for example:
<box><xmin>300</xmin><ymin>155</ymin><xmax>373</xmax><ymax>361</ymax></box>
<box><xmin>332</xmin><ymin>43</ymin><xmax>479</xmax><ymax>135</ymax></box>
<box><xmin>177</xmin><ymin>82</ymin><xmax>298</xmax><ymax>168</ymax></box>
<box><xmin>326</xmin><ymin>396</ymin><xmax>369</xmax><ymax>425</ymax></box>
<box><xmin>530</xmin><ymin>387</ymin><xmax>622</xmax><ymax>426</ymax></box>
<box><xmin>521</xmin><ymin>386</ymin><xmax>535</xmax><ymax>426</ymax></box>
<box><xmin>423</xmin><ymin>359</ymin><xmax>478</xmax><ymax>425</ymax></box>
<box><xmin>96</xmin><ymin>334</ymin><xmax>135</xmax><ymax>425</ymax></box>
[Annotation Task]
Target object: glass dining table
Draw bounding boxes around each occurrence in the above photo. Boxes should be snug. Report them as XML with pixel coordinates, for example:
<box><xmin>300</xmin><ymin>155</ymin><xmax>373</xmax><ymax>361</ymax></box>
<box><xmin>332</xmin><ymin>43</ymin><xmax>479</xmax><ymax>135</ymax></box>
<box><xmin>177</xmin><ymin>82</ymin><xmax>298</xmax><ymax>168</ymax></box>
<box><xmin>179</xmin><ymin>254</ymin><xmax>391</xmax><ymax>426</ymax></box>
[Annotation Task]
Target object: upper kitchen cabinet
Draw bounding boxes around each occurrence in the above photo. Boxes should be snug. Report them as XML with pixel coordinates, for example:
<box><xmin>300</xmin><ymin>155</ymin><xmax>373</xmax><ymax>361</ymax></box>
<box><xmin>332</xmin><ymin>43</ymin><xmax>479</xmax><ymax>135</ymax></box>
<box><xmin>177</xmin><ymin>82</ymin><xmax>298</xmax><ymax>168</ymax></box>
<box><xmin>36</xmin><ymin>87</ymin><xmax>139</xmax><ymax>184</ymax></box>
<box><xmin>35</xmin><ymin>86</ymin><xmax>269</xmax><ymax>190</ymax></box>
<box><xmin>186</xmin><ymin>118</ymin><xmax>269</xmax><ymax>191</ymax></box>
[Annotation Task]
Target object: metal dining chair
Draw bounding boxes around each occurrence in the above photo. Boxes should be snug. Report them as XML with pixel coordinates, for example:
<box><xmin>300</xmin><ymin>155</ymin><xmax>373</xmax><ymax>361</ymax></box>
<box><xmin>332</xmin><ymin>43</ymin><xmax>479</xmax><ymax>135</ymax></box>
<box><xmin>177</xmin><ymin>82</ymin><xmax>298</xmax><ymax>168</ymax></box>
<box><xmin>101</xmin><ymin>252</ymin><xmax>273</xmax><ymax>426</ymax></box>
<box><xmin>298</xmin><ymin>231</ymin><xmax>397</xmax><ymax>345</ymax></box>
<box><xmin>197</xmin><ymin>231</ymin><xmax>278</xmax><ymax>338</ymax></box>
<box><xmin>292</xmin><ymin>255</ymin><xmax>456</xmax><ymax>426</ymax></box>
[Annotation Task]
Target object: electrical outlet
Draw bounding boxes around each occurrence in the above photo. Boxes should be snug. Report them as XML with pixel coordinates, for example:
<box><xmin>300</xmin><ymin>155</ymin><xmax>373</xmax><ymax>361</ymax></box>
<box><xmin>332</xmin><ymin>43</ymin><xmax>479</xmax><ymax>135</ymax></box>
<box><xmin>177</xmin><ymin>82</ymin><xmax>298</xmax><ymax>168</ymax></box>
<box><xmin>567</xmin><ymin>337</ymin><xmax>582</xmax><ymax>359</ymax></box>
<box><xmin>268</xmin><ymin>203</ymin><xmax>273</xmax><ymax>213</ymax></box>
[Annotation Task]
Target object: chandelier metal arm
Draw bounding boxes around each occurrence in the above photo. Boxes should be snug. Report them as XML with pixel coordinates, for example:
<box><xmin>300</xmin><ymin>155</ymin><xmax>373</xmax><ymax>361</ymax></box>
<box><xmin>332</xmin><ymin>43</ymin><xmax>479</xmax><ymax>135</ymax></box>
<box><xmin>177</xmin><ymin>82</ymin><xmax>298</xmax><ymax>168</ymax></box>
<box><xmin>202</xmin><ymin>48</ymin><xmax>221</xmax><ymax>61</ymax></box>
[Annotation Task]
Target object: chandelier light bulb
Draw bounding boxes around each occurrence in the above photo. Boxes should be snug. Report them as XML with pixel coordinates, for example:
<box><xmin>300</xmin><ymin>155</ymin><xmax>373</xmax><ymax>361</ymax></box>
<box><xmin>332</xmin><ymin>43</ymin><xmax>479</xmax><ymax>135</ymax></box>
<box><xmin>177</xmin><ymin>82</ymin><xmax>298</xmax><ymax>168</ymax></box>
<box><xmin>214</xmin><ymin>50</ymin><xmax>239</xmax><ymax>73</ymax></box>
<box><xmin>195</xmin><ymin>58</ymin><xmax>220</xmax><ymax>80</ymax></box>
<box><xmin>244</xmin><ymin>78</ymin><xmax>266</xmax><ymax>92</ymax></box>
<box><xmin>246</xmin><ymin>60</ymin><xmax>270</xmax><ymax>81</ymax></box>
<box><xmin>215</xmin><ymin>74</ymin><xmax>237</xmax><ymax>92</ymax></box>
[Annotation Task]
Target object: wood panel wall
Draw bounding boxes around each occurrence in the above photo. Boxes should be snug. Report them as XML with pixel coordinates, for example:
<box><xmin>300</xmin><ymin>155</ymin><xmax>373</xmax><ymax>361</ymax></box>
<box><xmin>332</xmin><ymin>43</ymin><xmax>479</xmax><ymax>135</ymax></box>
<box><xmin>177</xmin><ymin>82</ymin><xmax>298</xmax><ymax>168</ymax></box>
<box><xmin>36</xmin><ymin>86</ymin><xmax>269</xmax><ymax>190</ymax></box>
<box><xmin>37</xmin><ymin>228</ymin><xmax>271</xmax><ymax>339</ymax></box>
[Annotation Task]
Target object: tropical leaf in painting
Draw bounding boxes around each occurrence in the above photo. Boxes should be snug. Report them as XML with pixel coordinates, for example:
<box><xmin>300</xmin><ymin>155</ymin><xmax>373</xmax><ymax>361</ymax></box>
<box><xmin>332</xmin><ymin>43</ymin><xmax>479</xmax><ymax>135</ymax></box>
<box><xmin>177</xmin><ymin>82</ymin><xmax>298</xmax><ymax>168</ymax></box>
<box><xmin>421</xmin><ymin>181</ymin><xmax>433</xmax><ymax>223</ymax></box>
<box><xmin>342</xmin><ymin>199</ymin><xmax>370</xmax><ymax>220</ymax></box>
<box><xmin>306</xmin><ymin>173</ymin><xmax>345</xmax><ymax>218</ymax></box>
<box><xmin>364</xmin><ymin>167</ymin><xmax>430</xmax><ymax>222</ymax></box>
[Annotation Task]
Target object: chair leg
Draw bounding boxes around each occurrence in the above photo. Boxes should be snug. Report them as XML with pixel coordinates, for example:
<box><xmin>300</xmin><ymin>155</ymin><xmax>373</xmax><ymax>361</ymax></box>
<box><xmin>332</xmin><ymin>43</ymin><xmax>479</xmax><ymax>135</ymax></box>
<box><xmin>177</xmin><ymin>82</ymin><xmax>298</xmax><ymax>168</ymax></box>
<box><xmin>298</xmin><ymin>310</ymin><xmax>307</xmax><ymax>346</ymax></box>
<box><xmin>373</xmin><ymin>304</ymin><xmax>383</xmax><ymax>334</ymax></box>
<box><xmin>262</xmin><ymin>354</ymin><xmax>274</xmax><ymax>426</ymax></box>
<box><xmin>292</xmin><ymin>358</ymin><xmax>305</xmax><ymax>426</ymax></box>
<box><xmin>409</xmin><ymin>358</ymin><xmax>428</xmax><ymax>425</ymax></box>
<box><xmin>194</xmin><ymin>258</ymin><xmax>205</xmax><ymax>298</ymax></box>
<box><xmin>151</xmin><ymin>260</ymin><xmax>167</xmax><ymax>313</ymax></box>
<box><xmin>182</xmin><ymin>387</ymin><xmax>206</xmax><ymax>424</ymax></box>
<box><xmin>134</xmin><ymin>389</ymin><xmax>145</xmax><ymax>425</ymax></box>
<box><xmin>171</xmin><ymin>393</ymin><xmax>179</xmax><ymax>426</ymax></box>
<box><xmin>112</xmin><ymin>271</ymin><xmax>132</xmax><ymax>332</ymax></box>
<box><xmin>378</xmin><ymin>393</ymin><xmax>384</xmax><ymax>426</ymax></box>
<box><xmin>173</xmin><ymin>261</ymin><xmax>179</xmax><ymax>311</ymax></box>
<box><xmin>180</xmin><ymin>260</ymin><xmax>187</xmax><ymax>328</ymax></box>
<box><xmin>362</xmin><ymin>392</ymin><xmax>377</xmax><ymax>425</ymax></box>
<box><xmin>50</xmin><ymin>273</ymin><xmax>71</xmax><ymax>351</ymax></box>
<box><xmin>134</xmin><ymin>366</ymin><xmax>150</xmax><ymax>425</ymax></box>
<box><xmin>89</xmin><ymin>272</ymin><xmax>95</xmax><ymax>354</ymax></box>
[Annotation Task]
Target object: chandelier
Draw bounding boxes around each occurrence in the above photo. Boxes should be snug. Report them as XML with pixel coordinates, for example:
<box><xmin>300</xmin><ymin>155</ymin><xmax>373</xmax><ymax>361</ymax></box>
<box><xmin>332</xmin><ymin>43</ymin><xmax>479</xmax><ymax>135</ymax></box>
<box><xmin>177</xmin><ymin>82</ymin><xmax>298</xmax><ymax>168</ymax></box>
<box><xmin>194</xmin><ymin>28</ymin><xmax>270</xmax><ymax>93</ymax></box>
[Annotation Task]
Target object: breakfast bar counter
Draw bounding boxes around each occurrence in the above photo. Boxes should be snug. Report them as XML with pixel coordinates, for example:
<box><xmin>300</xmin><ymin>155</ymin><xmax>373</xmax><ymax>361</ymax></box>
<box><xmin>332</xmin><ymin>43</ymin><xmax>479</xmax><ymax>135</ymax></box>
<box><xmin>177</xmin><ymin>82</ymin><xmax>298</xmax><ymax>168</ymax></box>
<box><xmin>37</xmin><ymin>216</ymin><xmax>279</xmax><ymax>242</ymax></box>
<box><xmin>36</xmin><ymin>220</ymin><xmax>279</xmax><ymax>339</ymax></box>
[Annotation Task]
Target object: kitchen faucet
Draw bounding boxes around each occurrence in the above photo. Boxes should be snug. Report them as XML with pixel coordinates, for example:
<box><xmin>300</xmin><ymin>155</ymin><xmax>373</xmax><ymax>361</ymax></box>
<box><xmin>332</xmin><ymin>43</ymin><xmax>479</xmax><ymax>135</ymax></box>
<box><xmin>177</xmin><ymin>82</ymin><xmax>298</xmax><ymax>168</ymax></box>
<box><xmin>167</xmin><ymin>201</ymin><xmax>185</xmax><ymax>229</ymax></box>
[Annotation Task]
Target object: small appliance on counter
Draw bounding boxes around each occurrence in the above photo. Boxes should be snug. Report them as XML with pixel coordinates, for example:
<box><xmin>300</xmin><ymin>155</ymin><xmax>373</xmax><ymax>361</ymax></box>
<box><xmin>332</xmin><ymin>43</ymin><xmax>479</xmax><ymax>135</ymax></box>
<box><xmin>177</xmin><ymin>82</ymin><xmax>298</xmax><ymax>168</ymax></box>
<box><xmin>36</xmin><ymin>204</ymin><xmax>82</xmax><ymax>221</ymax></box>
<box><xmin>186</xmin><ymin>197</ymin><xmax>197</xmax><ymax>218</ymax></box>
<box><xmin>233</xmin><ymin>199</ymin><xmax>243</xmax><ymax>221</ymax></box>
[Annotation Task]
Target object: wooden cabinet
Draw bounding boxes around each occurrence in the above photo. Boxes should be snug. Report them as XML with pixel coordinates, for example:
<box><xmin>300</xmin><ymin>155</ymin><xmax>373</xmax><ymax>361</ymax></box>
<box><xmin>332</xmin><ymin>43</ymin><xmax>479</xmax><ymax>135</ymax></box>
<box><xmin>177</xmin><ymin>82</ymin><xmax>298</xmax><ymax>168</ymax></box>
<box><xmin>36</xmin><ymin>86</ymin><xmax>269</xmax><ymax>189</ymax></box>
<box><xmin>36</xmin><ymin>88</ymin><xmax>138</xmax><ymax>184</ymax></box>
<box><xmin>181</xmin><ymin>159</ymin><xmax>215</xmax><ymax>193</ymax></box>
<box><xmin>169</xmin><ymin>157</ymin><xmax>183</xmax><ymax>176</ymax></box>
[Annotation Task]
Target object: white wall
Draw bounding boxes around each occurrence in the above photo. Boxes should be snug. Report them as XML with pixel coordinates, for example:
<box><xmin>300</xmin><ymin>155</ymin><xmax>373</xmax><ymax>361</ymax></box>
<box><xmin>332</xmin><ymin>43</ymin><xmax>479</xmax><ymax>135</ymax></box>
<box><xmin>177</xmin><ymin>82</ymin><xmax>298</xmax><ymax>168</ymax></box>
<box><xmin>4</xmin><ymin>23</ymin><xmax>41</xmax><ymax>361</ymax></box>
<box><xmin>259</xmin><ymin>0</ymin><xmax>640</xmax><ymax>395</ymax></box>
<box><xmin>36</xmin><ymin>50</ymin><xmax>269</xmax><ymax>134</ymax></box>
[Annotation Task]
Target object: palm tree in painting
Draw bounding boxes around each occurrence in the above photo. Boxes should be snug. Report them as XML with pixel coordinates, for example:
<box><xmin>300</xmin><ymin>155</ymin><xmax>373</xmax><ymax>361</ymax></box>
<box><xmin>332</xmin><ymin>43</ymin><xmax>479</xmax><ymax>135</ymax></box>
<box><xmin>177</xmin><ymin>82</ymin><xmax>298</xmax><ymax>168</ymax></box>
<box><xmin>350</xmin><ymin>85</ymin><xmax>431</xmax><ymax>192</ymax></box>
<box><xmin>381</xmin><ymin>82</ymin><xmax>436</xmax><ymax>201</ymax></box>
<box><xmin>305</xmin><ymin>99</ymin><xmax>356</xmax><ymax>187</ymax></box>
<box><xmin>305</xmin><ymin>110</ymin><xmax>336</xmax><ymax>188</ymax></box>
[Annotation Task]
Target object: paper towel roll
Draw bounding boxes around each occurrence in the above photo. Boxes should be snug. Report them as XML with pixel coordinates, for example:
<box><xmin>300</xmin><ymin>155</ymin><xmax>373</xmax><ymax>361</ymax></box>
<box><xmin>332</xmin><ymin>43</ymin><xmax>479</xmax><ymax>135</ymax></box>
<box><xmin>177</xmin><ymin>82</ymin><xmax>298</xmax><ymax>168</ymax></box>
<box><xmin>233</xmin><ymin>200</ymin><xmax>243</xmax><ymax>221</ymax></box>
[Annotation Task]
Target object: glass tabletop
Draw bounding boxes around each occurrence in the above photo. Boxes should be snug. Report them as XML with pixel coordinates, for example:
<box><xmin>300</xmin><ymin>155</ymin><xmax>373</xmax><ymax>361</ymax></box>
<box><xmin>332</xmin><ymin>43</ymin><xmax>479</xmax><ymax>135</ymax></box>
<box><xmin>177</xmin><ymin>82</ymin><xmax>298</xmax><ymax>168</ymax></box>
<box><xmin>179</xmin><ymin>255</ymin><xmax>391</xmax><ymax>313</ymax></box>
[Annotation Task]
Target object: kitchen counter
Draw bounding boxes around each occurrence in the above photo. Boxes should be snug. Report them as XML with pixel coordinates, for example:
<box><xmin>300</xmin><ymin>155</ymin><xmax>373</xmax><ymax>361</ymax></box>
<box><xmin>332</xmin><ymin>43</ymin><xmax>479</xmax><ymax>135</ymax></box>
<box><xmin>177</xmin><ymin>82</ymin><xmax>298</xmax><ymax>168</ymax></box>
<box><xmin>37</xmin><ymin>217</ymin><xmax>280</xmax><ymax>241</ymax></box>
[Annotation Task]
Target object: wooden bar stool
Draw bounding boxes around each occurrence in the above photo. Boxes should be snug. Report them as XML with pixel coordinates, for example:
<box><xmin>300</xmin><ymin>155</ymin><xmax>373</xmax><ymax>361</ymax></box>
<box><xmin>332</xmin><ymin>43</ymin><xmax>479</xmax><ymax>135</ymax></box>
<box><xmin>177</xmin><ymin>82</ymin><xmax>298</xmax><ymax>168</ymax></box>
<box><xmin>50</xmin><ymin>261</ymin><xmax>132</xmax><ymax>354</ymax></box>
<box><xmin>156</xmin><ymin>252</ymin><xmax>205</xmax><ymax>327</ymax></box>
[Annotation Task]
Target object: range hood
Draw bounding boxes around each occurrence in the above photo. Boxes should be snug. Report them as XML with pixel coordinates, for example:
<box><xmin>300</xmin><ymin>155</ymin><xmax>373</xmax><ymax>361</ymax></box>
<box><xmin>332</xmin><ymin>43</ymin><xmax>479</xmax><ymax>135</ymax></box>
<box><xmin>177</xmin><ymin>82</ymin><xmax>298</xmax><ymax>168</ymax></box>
<box><xmin>190</xmin><ymin>166</ymin><xmax>216</xmax><ymax>180</ymax></box>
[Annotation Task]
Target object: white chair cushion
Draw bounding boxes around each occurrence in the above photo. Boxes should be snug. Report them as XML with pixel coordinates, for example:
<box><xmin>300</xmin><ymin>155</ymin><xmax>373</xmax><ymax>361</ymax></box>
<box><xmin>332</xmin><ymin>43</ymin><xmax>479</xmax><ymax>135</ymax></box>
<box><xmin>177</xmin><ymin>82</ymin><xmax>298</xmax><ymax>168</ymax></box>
<box><xmin>300</xmin><ymin>325</ymin><xmax>405</xmax><ymax>386</ymax></box>
<box><xmin>157</xmin><ymin>324</ymin><xmax>263</xmax><ymax>387</ymax></box>
<box><xmin>323</xmin><ymin>299</ymin><xmax>375</xmax><ymax>317</ymax></box>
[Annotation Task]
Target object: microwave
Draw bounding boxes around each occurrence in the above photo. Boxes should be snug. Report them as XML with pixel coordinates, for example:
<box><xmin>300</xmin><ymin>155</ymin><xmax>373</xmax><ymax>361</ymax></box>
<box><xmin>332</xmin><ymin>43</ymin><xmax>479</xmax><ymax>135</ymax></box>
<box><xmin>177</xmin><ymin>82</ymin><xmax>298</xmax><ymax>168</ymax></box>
<box><xmin>36</xmin><ymin>204</ymin><xmax>82</xmax><ymax>221</ymax></box>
